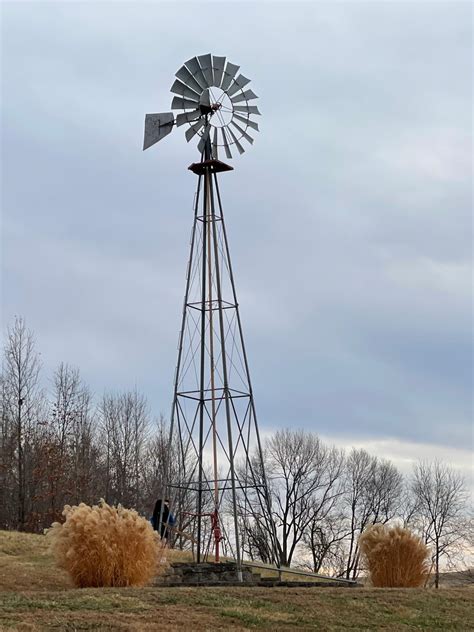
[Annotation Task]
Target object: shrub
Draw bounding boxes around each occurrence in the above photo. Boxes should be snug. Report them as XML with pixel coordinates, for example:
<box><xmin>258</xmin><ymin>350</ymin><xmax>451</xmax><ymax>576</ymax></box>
<box><xmin>359</xmin><ymin>524</ymin><xmax>430</xmax><ymax>588</ymax></box>
<box><xmin>48</xmin><ymin>500</ymin><xmax>166</xmax><ymax>587</ymax></box>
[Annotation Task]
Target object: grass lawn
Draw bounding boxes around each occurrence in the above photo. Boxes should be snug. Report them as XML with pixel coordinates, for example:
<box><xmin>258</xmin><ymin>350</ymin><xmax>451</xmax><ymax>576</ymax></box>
<box><xmin>1</xmin><ymin>530</ymin><xmax>473</xmax><ymax>631</ymax></box>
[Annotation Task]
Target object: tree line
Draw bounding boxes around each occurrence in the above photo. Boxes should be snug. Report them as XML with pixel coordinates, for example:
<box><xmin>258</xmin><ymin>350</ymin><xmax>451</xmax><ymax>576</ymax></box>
<box><xmin>1</xmin><ymin>317</ymin><xmax>470</xmax><ymax>586</ymax></box>
<box><xmin>237</xmin><ymin>431</ymin><xmax>470</xmax><ymax>587</ymax></box>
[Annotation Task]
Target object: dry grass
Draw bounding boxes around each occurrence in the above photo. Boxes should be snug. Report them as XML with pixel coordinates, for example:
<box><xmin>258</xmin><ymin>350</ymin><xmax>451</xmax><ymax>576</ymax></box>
<box><xmin>0</xmin><ymin>530</ymin><xmax>473</xmax><ymax>630</ymax></box>
<box><xmin>1</xmin><ymin>586</ymin><xmax>473</xmax><ymax>631</ymax></box>
<box><xmin>0</xmin><ymin>530</ymin><xmax>71</xmax><ymax>591</ymax></box>
<box><xmin>359</xmin><ymin>524</ymin><xmax>431</xmax><ymax>588</ymax></box>
<box><xmin>166</xmin><ymin>548</ymin><xmax>194</xmax><ymax>563</ymax></box>
<box><xmin>47</xmin><ymin>500</ymin><xmax>166</xmax><ymax>588</ymax></box>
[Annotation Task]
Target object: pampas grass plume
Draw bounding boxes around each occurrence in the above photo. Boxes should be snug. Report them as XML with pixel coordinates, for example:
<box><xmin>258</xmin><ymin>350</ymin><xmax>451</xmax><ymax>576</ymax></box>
<box><xmin>359</xmin><ymin>524</ymin><xmax>430</xmax><ymax>588</ymax></box>
<box><xmin>48</xmin><ymin>500</ymin><xmax>166</xmax><ymax>588</ymax></box>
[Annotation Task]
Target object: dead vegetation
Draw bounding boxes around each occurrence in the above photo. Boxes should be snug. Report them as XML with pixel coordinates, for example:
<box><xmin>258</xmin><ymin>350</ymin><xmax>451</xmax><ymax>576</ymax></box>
<box><xmin>359</xmin><ymin>524</ymin><xmax>431</xmax><ymax>588</ymax></box>
<box><xmin>47</xmin><ymin>500</ymin><xmax>166</xmax><ymax>588</ymax></box>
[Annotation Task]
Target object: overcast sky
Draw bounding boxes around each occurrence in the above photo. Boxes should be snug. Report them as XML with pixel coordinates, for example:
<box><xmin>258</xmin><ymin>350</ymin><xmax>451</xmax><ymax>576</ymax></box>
<box><xmin>1</xmin><ymin>1</ymin><xmax>472</xmax><ymax>480</ymax></box>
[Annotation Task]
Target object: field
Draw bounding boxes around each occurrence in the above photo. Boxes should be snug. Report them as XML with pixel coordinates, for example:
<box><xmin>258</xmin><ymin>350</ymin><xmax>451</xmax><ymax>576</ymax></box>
<box><xmin>1</xmin><ymin>531</ymin><xmax>473</xmax><ymax>631</ymax></box>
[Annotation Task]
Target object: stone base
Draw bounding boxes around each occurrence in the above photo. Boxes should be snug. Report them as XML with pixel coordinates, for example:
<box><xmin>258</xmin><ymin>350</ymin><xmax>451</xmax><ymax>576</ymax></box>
<box><xmin>156</xmin><ymin>562</ymin><xmax>257</xmax><ymax>586</ymax></box>
<box><xmin>154</xmin><ymin>562</ymin><xmax>359</xmax><ymax>588</ymax></box>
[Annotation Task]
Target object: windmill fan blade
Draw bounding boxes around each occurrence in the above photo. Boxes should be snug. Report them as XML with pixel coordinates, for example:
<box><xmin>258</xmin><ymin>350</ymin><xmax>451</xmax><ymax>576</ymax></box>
<box><xmin>212</xmin><ymin>127</ymin><xmax>218</xmax><ymax>159</ymax></box>
<box><xmin>143</xmin><ymin>112</ymin><xmax>174</xmax><ymax>150</ymax></box>
<box><xmin>197</xmin><ymin>126</ymin><xmax>210</xmax><ymax>154</ymax></box>
<box><xmin>171</xmin><ymin>78</ymin><xmax>200</xmax><ymax>101</ymax></box>
<box><xmin>226</xmin><ymin>74</ymin><xmax>251</xmax><ymax>98</ymax></box>
<box><xmin>233</xmin><ymin>112</ymin><xmax>259</xmax><ymax>131</ymax></box>
<box><xmin>231</xmin><ymin>89</ymin><xmax>258</xmax><ymax>104</ymax></box>
<box><xmin>227</xmin><ymin>127</ymin><xmax>245</xmax><ymax>155</ymax></box>
<box><xmin>175</xmin><ymin>65</ymin><xmax>204</xmax><ymax>95</ymax></box>
<box><xmin>197</xmin><ymin>54</ymin><xmax>214</xmax><ymax>87</ymax></box>
<box><xmin>184</xmin><ymin>56</ymin><xmax>207</xmax><ymax>90</ymax></box>
<box><xmin>171</xmin><ymin>96</ymin><xmax>200</xmax><ymax>110</ymax></box>
<box><xmin>185</xmin><ymin>118</ymin><xmax>205</xmax><ymax>142</ymax></box>
<box><xmin>221</xmin><ymin>127</ymin><xmax>233</xmax><ymax>159</ymax></box>
<box><xmin>220</xmin><ymin>62</ymin><xmax>240</xmax><ymax>92</ymax></box>
<box><xmin>176</xmin><ymin>109</ymin><xmax>201</xmax><ymax>127</ymax></box>
<box><xmin>234</xmin><ymin>104</ymin><xmax>261</xmax><ymax>115</ymax></box>
<box><xmin>212</xmin><ymin>56</ymin><xmax>226</xmax><ymax>87</ymax></box>
<box><xmin>230</xmin><ymin>120</ymin><xmax>254</xmax><ymax>145</ymax></box>
<box><xmin>200</xmin><ymin>89</ymin><xmax>211</xmax><ymax>108</ymax></box>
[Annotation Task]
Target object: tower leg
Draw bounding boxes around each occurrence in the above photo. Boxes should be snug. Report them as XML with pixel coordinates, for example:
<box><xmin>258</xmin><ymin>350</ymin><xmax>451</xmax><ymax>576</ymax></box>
<box><xmin>213</xmin><ymin>173</ymin><xmax>280</xmax><ymax>567</ymax></box>
<box><xmin>196</xmin><ymin>169</ymin><xmax>208</xmax><ymax>564</ymax></box>
<box><xmin>208</xmin><ymin>170</ymin><xmax>243</xmax><ymax>579</ymax></box>
<box><xmin>163</xmin><ymin>175</ymin><xmax>202</xmax><ymax>548</ymax></box>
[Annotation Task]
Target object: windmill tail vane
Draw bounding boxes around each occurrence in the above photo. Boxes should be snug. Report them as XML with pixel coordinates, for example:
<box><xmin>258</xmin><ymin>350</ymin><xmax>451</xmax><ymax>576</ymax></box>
<box><xmin>144</xmin><ymin>54</ymin><xmax>278</xmax><ymax>579</ymax></box>
<box><xmin>143</xmin><ymin>54</ymin><xmax>261</xmax><ymax>159</ymax></box>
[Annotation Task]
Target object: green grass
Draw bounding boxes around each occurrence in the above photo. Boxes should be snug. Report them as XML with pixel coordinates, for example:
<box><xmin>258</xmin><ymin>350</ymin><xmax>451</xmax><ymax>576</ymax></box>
<box><xmin>221</xmin><ymin>608</ymin><xmax>267</xmax><ymax>627</ymax></box>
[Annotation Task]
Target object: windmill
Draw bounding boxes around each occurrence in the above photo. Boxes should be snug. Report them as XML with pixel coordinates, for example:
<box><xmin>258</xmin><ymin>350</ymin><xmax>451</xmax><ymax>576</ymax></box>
<box><xmin>144</xmin><ymin>53</ymin><xmax>260</xmax><ymax>157</ymax></box>
<box><xmin>144</xmin><ymin>54</ymin><xmax>277</xmax><ymax>579</ymax></box>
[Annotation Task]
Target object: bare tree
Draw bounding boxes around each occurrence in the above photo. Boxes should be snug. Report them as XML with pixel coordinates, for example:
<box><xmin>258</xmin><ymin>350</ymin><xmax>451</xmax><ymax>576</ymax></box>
<box><xmin>2</xmin><ymin>317</ymin><xmax>42</xmax><ymax>530</ymax></box>
<box><xmin>410</xmin><ymin>461</ymin><xmax>468</xmax><ymax>588</ymax></box>
<box><xmin>303</xmin><ymin>509</ymin><xmax>348</xmax><ymax>575</ymax></box>
<box><xmin>50</xmin><ymin>364</ymin><xmax>88</xmax><ymax>450</ymax></box>
<box><xmin>241</xmin><ymin>518</ymin><xmax>274</xmax><ymax>563</ymax></box>
<box><xmin>98</xmin><ymin>390</ymin><xmax>150</xmax><ymax>509</ymax></box>
<box><xmin>259</xmin><ymin>429</ymin><xmax>345</xmax><ymax>567</ymax></box>
<box><xmin>344</xmin><ymin>449</ymin><xmax>374</xmax><ymax>579</ymax></box>
<box><xmin>69</xmin><ymin>384</ymin><xmax>97</xmax><ymax>505</ymax></box>
<box><xmin>35</xmin><ymin>363</ymin><xmax>96</xmax><ymax>518</ymax></box>
<box><xmin>344</xmin><ymin>449</ymin><xmax>403</xmax><ymax>579</ymax></box>
<box><xmin>0</xmin><ymin>373</ymin><xmax>16</xmax><ymax>527</ymax></box>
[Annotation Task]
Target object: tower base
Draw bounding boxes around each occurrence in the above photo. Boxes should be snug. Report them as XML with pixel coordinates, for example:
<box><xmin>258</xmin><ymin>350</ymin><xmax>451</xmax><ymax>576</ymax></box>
<box><xmin>154</xmin><ymin>562</ymin><xmax>360</xmax><ymax>588</ymax></box>
<box><xmin>155</xmin><ymin>562</ymin><xmax>255</xmax><ymax>586</ymax></box>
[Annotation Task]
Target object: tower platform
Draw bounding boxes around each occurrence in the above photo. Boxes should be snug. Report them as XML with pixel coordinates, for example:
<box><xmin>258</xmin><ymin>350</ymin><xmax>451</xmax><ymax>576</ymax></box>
<box><xmin>188</xmin><ymin>158</ymin><xmax>233</xmax><ymax>175</ymax></box>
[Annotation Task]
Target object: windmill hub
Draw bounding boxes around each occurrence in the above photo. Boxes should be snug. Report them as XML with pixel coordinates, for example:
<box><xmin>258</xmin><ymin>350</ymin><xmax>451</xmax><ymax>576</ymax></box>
<box><xmin>201</xmin><ymin>89</ymin><xmax>234</xmax><ymax>127</ymax></box>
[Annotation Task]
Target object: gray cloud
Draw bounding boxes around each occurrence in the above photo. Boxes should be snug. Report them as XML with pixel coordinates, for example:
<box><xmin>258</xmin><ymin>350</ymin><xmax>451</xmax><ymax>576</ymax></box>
<box><xmin>2</xmin><ymin>2</ymin><xmax>472</xmax><ymax>452</ymax></box>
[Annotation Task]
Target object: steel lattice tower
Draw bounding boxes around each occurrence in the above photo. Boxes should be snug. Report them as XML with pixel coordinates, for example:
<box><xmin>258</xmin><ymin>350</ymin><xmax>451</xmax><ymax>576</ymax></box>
<box><xmin>144</xmin><ymin>54</ymin><xmax>277</xmax><ymax>575</ymax></box>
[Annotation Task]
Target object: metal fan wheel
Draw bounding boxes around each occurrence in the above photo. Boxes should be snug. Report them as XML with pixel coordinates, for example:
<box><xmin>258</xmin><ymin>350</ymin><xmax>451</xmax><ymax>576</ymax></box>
<box><xmin>170</xmin><ymin>54</ymin><xmax>261</xmax><ymax>158</ymax></box>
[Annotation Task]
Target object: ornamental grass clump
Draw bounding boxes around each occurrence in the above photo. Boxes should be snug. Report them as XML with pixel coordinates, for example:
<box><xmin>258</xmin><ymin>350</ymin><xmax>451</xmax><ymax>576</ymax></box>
<box><xmin>48</xmin><ymin>500</ymin><xmax>165</xmax><ymax>587</ymax></box>
<box><xmin>359</xmin><ymin>524</ymin><xmax>430</xmax><ymax>588</ymax></box>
